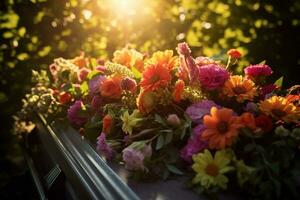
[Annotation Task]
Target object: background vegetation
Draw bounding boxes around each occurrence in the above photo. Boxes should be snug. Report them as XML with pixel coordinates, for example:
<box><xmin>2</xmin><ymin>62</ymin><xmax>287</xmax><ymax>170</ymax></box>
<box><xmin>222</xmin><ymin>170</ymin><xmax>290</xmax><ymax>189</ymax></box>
<box><xmin>0</xmin><ymin>0</ymin><xmax>299</xmax><ymax>195</ymax></box>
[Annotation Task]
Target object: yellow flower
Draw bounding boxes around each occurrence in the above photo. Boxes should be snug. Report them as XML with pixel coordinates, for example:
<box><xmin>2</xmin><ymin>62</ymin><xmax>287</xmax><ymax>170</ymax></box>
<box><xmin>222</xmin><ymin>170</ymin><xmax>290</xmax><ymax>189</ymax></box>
<box><xmin>192</xmin><ymin>149</ymin><xmax>234</xmax><ymax>189</ymax></box>
<box><xmin>113</xmin><ymin>48</ymin><xmax>144</xmax><ymax>72</ymax></box>
<box><xmin>259</xmin><ymin>95</ymin><xmax>300</xmax><ymax>123</ymax></box>
<box><xmin>148</xmin><ymin>50</ymin><xmax>178</xmax><ymax>70</ymax></box>
<box><xmin>120</xmin><ymin>110</ymin><xmax>143</xmax><ymax>135</ymax></box>
<box><xmin>223</xmin><ymin>75</ymin><xmax>256</xmax><ymax>102</ymax></box>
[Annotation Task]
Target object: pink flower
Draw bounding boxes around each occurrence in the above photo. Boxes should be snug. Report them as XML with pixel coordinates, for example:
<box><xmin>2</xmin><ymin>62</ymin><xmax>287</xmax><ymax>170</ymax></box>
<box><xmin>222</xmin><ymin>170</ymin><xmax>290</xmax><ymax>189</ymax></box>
<box><xmin>180</xmin><ymin>124</ymin><xmax>208</xmax><ymax>163</ymax></box>
<box><xmin>88</xmin><ymin>75</ymin><xmax>106</xmax><ymax>96</ymax></box>
<box><xmin>244</xmin><ymin>64</ymin><xmax>273</xmax><ymax>78</ymax></box>
<box><xmin>177</xmin><ymin>42</ymin><xmax>199</xmax><ymax>84</ymax></box>
<box><xmin>198</xmin><ymin>64</ymin><xmax>230</xmax><ymax>90</ymax></box>
<box><xmin>49</xmin><ymin>64</ymin><xmax>60</xmax><ymax>80</ymax></box>
<box><xmin>167</xmin><ymin>114</ymin><xmax>181</xmax><ymax>126</ymax></box>
<box><xmin>77</xmin><ymin>67</ymin><xmax>91</xmax><ymax>82</ymax></box>
<box><xmin>122</xmin><ymin>144</ymin><xmax>152</xmax><ymax>171</ymax></box>
<box><xmin>186</xmin><ymin>100</ymin><xmax>221</xmax><ymax>123</ymax></box>
<box><xmin>96</xmin><ymin>132</ymin><xmax>113</xmax><ymax>159</ymax></box>
<box><xmin>96</xmin><ymin>65</ymin><xmax>106</xmax><ymax>72</ymax></box>
<box><xmin>67</xmin><ymin>100</ymin><xmax>87</xmax><ymax>126</ymax></box>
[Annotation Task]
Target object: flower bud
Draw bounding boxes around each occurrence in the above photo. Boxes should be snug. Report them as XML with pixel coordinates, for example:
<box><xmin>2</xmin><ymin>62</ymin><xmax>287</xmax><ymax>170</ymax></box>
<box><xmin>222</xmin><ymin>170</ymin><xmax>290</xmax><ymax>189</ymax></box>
<box><xmin>167</xmin><ymin>114</ymin><xmax>181</xmax><ymax>126</ymax></box>
<box><xmin>121</xmin><ymin>77</ymin><xmax>137</xmax><ymax>92</ymax></box>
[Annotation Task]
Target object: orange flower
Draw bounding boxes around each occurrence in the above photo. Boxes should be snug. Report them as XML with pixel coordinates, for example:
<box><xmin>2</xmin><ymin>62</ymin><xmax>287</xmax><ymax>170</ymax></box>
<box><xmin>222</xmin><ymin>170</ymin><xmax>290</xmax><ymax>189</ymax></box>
<box><xmin>140</xmin><ymin>63</ymin><xmax>171</xmax><ymax>91</ymax></box>
<box><xmin>223</xmin><ymin>75</ymin><xmax>256</xmax><ymax>102</ymax></box>
<box><xmin>100</xmin><ymin>75</ymin><xmax>122</xmax><ymax>99</ymax></box>
<box><xmin>149</xmin><ymin>50</ymin><xmax>178</xmax><ymax>70</ymax></box>
<box><xmin>227</xmin><ymin>49</ymin><xmax>242</xmax><ymax>59</ymax></box>
<box><xmin>136</xmin><ymin>89</ymin><xmax>156</xmax><ymax>113</ymax></box>
<box><xmin>173</xmin><ymin>80</ymin><xmax>185</xmax><ymax>102</ymax></box>
<box><xmin>113</xmin><ymin>48</ymin><xmax>144</xmax><ymax>72</ymax></box>
<box><xmin>202</xmin><ymin>107</ymin><xmax>243</xmax><ymax>149</ymax></box>
<box><xmin>239</xmin><ymin>112</ymin><xmax>256</xmax><ymax>130</ymax></box>
<box><xmin>259</xmin><ymin>96</ymin><xmax>300</xmax><ymax>123</ymax></box>
<box><xmin>72</xmin><ymin>52</ymin><xmax>87</xmax><ymax>68</ymax></box>
<box><xmin>59</xmin><ymin>92</ymin><xmax>72</xmax><ymax>104</ymax></box>
<box><xmin>102</xmin><ymin>114</ymin><xmax>112</xmax><ymax>134</ymax></box>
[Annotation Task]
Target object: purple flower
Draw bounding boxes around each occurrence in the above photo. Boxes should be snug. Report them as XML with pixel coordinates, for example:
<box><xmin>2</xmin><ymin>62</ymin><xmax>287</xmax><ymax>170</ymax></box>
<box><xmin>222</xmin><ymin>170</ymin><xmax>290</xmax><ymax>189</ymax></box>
<box><xmin>122</xmin><ymin>148</ymin><xmax>145</xmax><ymax>171</ymax></box>
<box><xmin>67</xmin><ymin>100</ymin><xmax>87</xmax><ymax>126</ymax></box>
<box><xmin>180</xmin><ymin>124</ymin><xmax>208</xmax><ymax>163</ymax></box>
<box><xmin>122</xmin><ymin>144</ymin><xmax>152</xmax><ymax>171</ymax></box>
<box><xmin>88</xmin><ymin>75</ymin><xmax>106</xmax><ymax>96</ymax></box>
<box><xmin>198</xmin><ymin>64</ymin><xmax>230</xmax><ymax>90</ymax></box>
<box><xmin>96</xmin><ymin>132</ymin><xmax>113</xmax><ymax>159</ymax></box>
<box><xmin>186</xmin><ymin>100</ymin><xmax>221</xmax><ymax>123</ymax></box>
<box><xmin>244</xmin><ymin>64</ymin><xmax>273</xmax><ymax>78</ymax></box>
<box><xmin>244</xmin><ymin>102</ymin><xmax>258</xmax><ymax>114</ymax></box>
<box><xmin>91</xmin><ymin>95</ymin><xmax>103</xmax><ymax>112</ymax></box>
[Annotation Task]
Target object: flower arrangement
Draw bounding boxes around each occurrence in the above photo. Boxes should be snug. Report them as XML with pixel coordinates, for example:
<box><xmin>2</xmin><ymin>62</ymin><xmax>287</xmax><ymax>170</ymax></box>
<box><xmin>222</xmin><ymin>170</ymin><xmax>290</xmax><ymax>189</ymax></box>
<box><xmin>17</xmin><ymin>43</ymin><xmax>300</xmax><ymax>199</ymax></box>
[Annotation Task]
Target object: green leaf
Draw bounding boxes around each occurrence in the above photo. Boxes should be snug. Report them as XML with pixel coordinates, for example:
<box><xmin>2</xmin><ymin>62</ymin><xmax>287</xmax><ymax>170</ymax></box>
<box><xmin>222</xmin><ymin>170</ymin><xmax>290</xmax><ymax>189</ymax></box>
<box><xmin>80</xmin><ymin>81</ymin><xmax>89</xmax><ymax>96</ymax></box>
<box><xmin>274</xmin><ymin>76</ymin><xmax>283</xmax><ymax>88</ymax></box>
<box><xmin>38</xmin><ymin>46</ymin><xmax>51</xmax><ymax>57</ymax></box>
<box><xmin>17</xmin><ymin>53</ymin><xmax>29</xmax><ymax>61</ymax></box>
<box><xmin>131</xmin><ymin>66</ymin><xmax>142</xmax><ymax>79</ymax></box>
<box><xmin>154</xmin><ymin>114</ymin><xmax>166</xmax><ymax>126</ymax></box>
<box><xmin>165</xmin><ymin>132</ymin><xmax>173</xmax><ymax>145</ymax></box>
<box><xmin>18</xmin><ymin>27</ymin><xmax>26</xmax><ymax>37</ymax></box>
<box><xmin>3</xmin><ymin>32</ymin><xmax>14</xmax><ymax>38</ymax></box>
<box><xmin>87</xmin><ymin>70</ymin><xmax>100</xmax><ymax>80</ymax></box>
<box><xmin>166</xmin><ymin>164</ymin><xmax>184</xmax><ymax>175</ymax></box>
<box><xmin>156</xmin><ymin>135</ymin><xmax>164</xmax><ymax>150</ymax></box>
<box><xmin>244</xmin><ymin>143</ymin><xmax>256</xmax><ymax>152</ymax></box>
<box><xmin>259</xmin><ymin>60</ymin><xmax>266</xmax><ymax>65</ymax></box>
<box><xmin>275</xmin><ymin>125</ymin><xmax>290</xmax><ymax>137</ymax></box>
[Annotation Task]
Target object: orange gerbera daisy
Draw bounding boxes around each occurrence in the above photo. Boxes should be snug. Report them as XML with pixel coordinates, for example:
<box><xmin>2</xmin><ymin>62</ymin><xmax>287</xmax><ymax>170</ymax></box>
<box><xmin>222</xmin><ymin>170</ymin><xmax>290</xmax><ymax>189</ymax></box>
<box><xmin>140</xmin><ymin>63</ymin><xmax>171</xmax><ymax>91</ymax></box>
<box><xmin>149</xmin><ymin>50</ymin><xmax>178</xmax><ymax>70</ymax></box>
<box><xmin>259</xmin><ymin>96</ymin><xmax>300</xmax><ymax>123</ymax></box>
<box><xmin>202</xmin><ymin>107</ymin><xmax>243</xmax><ymax>149</ymax></box>
<box><xmin>223</xmin><ymin>75</ymin><xmax>256</xmax><ymax>102</ymax></box>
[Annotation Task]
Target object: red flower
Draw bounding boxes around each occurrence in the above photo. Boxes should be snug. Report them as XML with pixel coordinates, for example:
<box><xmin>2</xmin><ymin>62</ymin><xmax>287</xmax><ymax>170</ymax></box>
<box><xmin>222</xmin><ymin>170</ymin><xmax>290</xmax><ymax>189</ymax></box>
<box><xmin>255</xmin><ymin>114</ymin><xmax>273</xmax><ymax>132</ymax></box>
<box><xmin>102</xmin><ymin>115</ymin><xmax>113</xmax><ymax>134</ymax></box>
<box><xmin>227</xmin><ymin>49</ymin><xmax>242</xmax><ymax>59</ymax></box>
<box><xmin>59</xmin><ymin>92</ymin><xmax>72</xmax><ymax>104</ymax></box>
<box><xmin>140</xmin><ymin>63</ymin><xmax>171</xmax><ymax>91</ymax></box>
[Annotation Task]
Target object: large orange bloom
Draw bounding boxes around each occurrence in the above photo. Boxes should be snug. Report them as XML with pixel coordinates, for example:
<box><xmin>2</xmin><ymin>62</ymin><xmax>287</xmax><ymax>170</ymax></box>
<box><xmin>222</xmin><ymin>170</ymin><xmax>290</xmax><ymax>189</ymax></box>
<box><xmin>259</xmin><ymin>96</ymin><xmax>300</xmax><ymax>123</ymax></box>
<box><xmin>112</xmin><ymin>48</ymin><xmax>144</xmax><ymax>72</ymax></box>
<box><xmin>140</xmin><ymin>63</ymin><xmax>171</xmax><ymax>91</ymax></box>
<box><xmin>149</xmin><ymin>50</ymin><xmax>178</xmax><ymax>70</ymax></box>
<box><xmin>100</xmin><ymin>75</ymin><xmax>122</xmax><ymax>99</ymax></box>
<box><xmin>202</xmin><ymin>107</ymin><xmax>243</xmax><ymax>149</ymax></box>
<box><xmin>223</xmin><ymin>75</ymin><xmax>256</xmax><ymax>102</ymax></box>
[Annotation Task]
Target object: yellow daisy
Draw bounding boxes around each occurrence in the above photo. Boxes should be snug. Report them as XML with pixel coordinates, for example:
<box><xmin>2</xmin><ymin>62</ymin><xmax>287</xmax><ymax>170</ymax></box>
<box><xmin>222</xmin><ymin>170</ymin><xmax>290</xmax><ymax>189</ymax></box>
<box><xmin>192</xmin><ymin>149</ymin><xmax>234</xmax><ymax>189</ymax></box>
<box><xmin>223</xmin><ymin>75</ymin><xmax>256</xmax><ymax>102</ymax></box>
<box><xmin>259</xmin><ymin>95</ymin><xmax>300</xmax><ymax>123</ymax></box>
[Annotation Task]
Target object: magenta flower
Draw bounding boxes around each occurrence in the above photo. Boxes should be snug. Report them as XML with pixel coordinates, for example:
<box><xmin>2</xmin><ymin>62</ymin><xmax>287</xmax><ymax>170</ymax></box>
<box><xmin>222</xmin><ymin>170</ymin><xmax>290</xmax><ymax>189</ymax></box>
<box><xmin>67</xmin><ymin>100</ymin><xmax>87</xmax><ymax>126</ymax></box>
<box><xmin>198</xmin><ymin>64</ymin><xmax>230</xmax><ymax>90</ymax></box>
<box><xmin>180</xmin><ymin>124</ymin><xmax>208</xmax><ymax>163</ymax></box>
<box><xmin>77</xmin><ymin>67</ymin><xmax>91</xmax><ymax>82</ymax></box>
<box><xmin>261</xmin><ymin>84</ymin><xmax>277</xmax><ymax>98</ymax></box>
<box><xmin>122</xmin><ymin>144</ymin><xmax>152</xmax><ymax>171</ymax></box>
<box><xmin>88</xmin><ymin>75</ymin><xmax>106</xmax><ymax>96</ymax></box>
<box><xmin>96</xmin><ymin>132</ymin><xmax>113</xmax><ymax>159</ymax></box>
<box><xmin>186</xmin><ymin>100</ymin><xmax>221</xmax><ymax>123</ymax></box>
<box><xmin>91</xmin><ymin>95</ymin><xmax>103</xmax><ymax>111</ymax></box>
<box><xmin>244</xmin><ymin>64</ymin><xmax>273</xmax><ymax>78</ymax></box>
